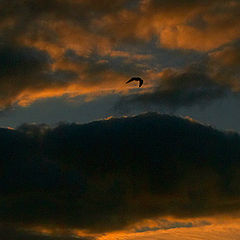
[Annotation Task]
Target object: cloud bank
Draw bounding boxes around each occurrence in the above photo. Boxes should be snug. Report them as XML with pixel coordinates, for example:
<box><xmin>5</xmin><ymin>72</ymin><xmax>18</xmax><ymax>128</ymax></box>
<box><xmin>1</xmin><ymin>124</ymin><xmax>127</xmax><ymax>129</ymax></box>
<box><xmin>1</xmin><ymin>113</ymin><xmax>240</xmax><ymax>238</ymax></box>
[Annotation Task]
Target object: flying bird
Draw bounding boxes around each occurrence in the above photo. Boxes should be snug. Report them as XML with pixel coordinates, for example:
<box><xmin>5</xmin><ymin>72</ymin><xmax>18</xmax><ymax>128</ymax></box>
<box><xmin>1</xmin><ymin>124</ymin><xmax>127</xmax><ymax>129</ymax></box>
<box><xmin>126</xmin><ymin>77</ymin><xmax>143</xmax><ymax>88</ymax></box>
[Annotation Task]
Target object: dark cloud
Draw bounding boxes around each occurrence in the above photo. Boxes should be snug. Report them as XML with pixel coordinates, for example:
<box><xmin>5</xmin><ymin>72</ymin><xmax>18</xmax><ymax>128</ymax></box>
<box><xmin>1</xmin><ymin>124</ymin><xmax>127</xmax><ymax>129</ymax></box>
<box><xmin>0</xmin><ymin>225</ymin><xmax>95</xmax><ymax>240</ymax></box>
<box><xmin>116</xmin><ymin>41</ymin><xmax>240</xmax><ymax>111</ymax></box>
<box><xmin>134</xmin><ymin>219</ymin><xmax>210</xmax><ymax>232</ymax></box>
<box><xmin>1</xmin><ymin>113</ymin><xmax>240</xmax><ymax>235</ymax></box>
<box><xmin>0</xmin><ymin>42</ymin><xmax>78</xmax><ymax>109</ymax></box>
<box><xmin>64</xmin><ymin>49</ymin><xmax>146</xmax><ymax>82</ymax></box>
<box><xmin>115</xmin><ymin>62</ymin><xmax>228</xmax><ymax>111</ymax></box>
<box><xmin>0</xmin><ymin>0</ymin><xmax>133</xmax><ymax>45</ymax></box>
<box><xmin>0</xmin><ymin>43</ymin><xmax>51</xmax><ymax>76</ymax></box>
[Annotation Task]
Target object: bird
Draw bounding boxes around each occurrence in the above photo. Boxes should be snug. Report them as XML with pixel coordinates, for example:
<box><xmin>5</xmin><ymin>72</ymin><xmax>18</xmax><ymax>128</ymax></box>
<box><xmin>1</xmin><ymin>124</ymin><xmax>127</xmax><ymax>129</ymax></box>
<box><xmin>126</xmin><ymin>77</ymin><xmax>144</xmax><ymax>87</ymax></box>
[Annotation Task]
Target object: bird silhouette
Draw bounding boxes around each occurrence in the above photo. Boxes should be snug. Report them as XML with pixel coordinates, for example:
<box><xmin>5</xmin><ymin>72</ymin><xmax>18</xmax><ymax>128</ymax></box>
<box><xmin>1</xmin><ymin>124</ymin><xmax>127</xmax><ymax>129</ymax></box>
<box><xmin>126</xmin><ymin>77</ymin><xmax>143</xmax><ymax>87</ymax></box>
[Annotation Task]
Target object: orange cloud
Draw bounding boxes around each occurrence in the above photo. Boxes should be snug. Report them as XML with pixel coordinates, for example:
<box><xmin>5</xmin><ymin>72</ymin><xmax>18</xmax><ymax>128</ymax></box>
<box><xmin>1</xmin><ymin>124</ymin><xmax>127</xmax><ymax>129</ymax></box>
<box><xmin>7</xmin><ymin>216</ymin><xmax>240</xmax><ymax>240</ymax></box>
<box><xmin>96</xmin><ymin>217</ymin><xmax>240</xmax><ymax>240</ymax></box>
<box><xmin>110</xmin><ymin>50</ymin><xmax>153</xmax><ymax>60</ymax></box>
<box><xmin>8</xmin><ymin>72</ymin><xmax>127</xmax><ymax>107</ymax></box>
<box><xmin>0</xmin><ymin>0</ymin><xmax>240</xmax><ymax>110</ymax></box>
<box><xmin>96</xmin><ymin>0</ymin><xmax>240</xmax><ymax>51</ymax></box>
<box><xmin>7</xmin><ymin>218</ymin><xmax>240</xmax><ymax>240</ymax></box>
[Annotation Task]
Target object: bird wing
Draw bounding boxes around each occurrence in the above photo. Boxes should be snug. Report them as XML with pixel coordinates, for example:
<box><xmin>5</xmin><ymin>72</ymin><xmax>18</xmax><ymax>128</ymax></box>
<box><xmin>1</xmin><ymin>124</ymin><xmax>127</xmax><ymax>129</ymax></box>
<box><xmin>126</xmin><ymin>78</ymin><xmax>134</xmax><ymax>84</ymax></box>
<box><xmin>139</xmin><ymin>79</ymin><xmax>143</xmax><ymax>87</ymax></box>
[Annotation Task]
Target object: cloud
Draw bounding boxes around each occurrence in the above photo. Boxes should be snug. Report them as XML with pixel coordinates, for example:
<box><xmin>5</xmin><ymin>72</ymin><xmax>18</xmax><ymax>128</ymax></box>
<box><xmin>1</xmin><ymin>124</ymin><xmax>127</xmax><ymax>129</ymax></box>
<box><xmin>210</xmin><ymin>42</ymin><xmax>240</xmax><ymax>67</ymax></box>
<box><xmin>1</xmin><ymin>112</ymin><xmax>240</xmax><ymax>237</ymax></box>
<box><xmin>116</xmin><ymin>63</ymin><xmax>227</xmax><ymax>111</ymax></box>
<box><xmin>96</xmin><ymin>0</ymin><xmax>240</xmax><ymax>51</ymax></box>
<box><xmin>0</xmin><ymin>40</ymin><xmax>141</xmax><ymax>109</ymax></box>
<box><xmin>116</xmin><ymin>41</ymin><xmax>240</xmax><ymax>110</ymax></box>
<box><xmin>0</xmin><ymin>225</ymin><xmax>95</xmax><ymax>240</ymax></box>
<box><xmin>0</xmin><ymin>0</ymin><xmax>141</xmax><ymax>109</ymax></box>
<box><xmin>98</xmin><ymin>219</ymin><xmax>240</xmax><ymax>240</ymax></box>
<box><xmin>0</xmin><ymin>0</ymin><xmax>239</xmax><ymax>109</ymax></box>
<box><xmin>132</xmin><ymin>218</ymin><xmax>210</xmax><ymax>232</ymax></box>
<box><xmin>0</xmin><ymin>42</ymin><xmax>79</xmax><ymax>109</ymax></box>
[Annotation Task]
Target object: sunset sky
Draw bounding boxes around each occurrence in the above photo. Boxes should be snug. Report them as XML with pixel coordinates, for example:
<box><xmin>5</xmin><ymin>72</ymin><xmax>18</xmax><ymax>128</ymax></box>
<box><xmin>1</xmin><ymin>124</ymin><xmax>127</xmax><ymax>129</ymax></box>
<box><xmin>1</xmin><ymin>0</ymin><xmax>240</xmax><ymax>239</ymax></box>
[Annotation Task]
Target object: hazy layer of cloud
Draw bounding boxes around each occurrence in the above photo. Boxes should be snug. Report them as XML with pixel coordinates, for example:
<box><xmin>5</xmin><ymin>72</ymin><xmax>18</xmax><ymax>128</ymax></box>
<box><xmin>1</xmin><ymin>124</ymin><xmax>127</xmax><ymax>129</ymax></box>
<box><xmin>1</xmin><ymin>113</ymin><xmax>240</xmax><ymax>238</ymax></box>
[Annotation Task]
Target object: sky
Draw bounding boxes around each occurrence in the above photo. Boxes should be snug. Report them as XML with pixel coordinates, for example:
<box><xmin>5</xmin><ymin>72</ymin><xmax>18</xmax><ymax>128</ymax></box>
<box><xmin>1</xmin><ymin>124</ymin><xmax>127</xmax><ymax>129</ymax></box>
<box><xmin>1</xmin><ymin>0</ymin><xmax>240</xmax><ymax>239</ymax></box>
